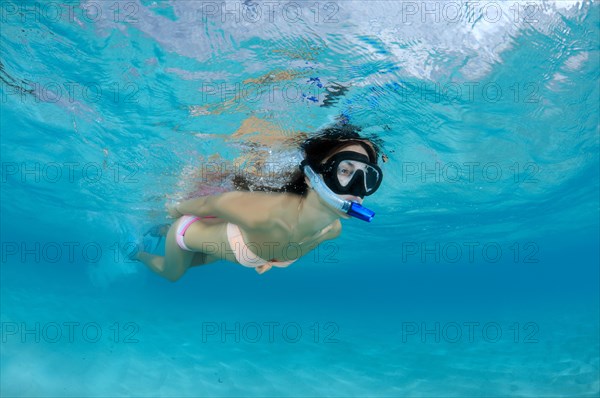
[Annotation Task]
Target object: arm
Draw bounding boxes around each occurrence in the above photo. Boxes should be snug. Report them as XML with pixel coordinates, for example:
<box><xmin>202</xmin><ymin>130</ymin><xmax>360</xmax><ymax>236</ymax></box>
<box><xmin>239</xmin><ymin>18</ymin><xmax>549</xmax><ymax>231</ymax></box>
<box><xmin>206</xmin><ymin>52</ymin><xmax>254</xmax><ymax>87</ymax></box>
<box><xmin>173</xmin><ymin>191</ymin><xmax>280</xmax><ymax>231</ymax></box>
<box><xmin>325</xmin><ymin>219</ymin><xmax>342</xmax><ymax>240</ymax></box>
<box><xmin>254</xmin><ymin>220</ymin><xmax>342</xmax><ymax>276</ymax></box>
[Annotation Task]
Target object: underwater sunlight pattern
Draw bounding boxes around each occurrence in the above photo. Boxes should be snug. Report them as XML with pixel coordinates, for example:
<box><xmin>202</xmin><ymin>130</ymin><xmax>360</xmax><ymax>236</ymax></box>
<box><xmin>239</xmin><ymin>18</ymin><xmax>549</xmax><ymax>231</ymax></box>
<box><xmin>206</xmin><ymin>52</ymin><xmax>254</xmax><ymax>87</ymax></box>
<box><xmin>1</xmin><ymin>1</ymin><xmax>599</xmax><ymax>397</ymax></box>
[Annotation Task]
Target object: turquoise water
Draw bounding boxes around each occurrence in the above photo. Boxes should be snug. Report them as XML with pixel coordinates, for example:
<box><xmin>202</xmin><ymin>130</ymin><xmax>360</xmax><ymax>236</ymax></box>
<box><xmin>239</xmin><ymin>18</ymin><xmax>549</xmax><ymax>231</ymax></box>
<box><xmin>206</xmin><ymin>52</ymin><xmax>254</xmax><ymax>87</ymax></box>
<box><xmin>1</xmin><ymin>1</ymin><xmax>599</xmax><ymax>396</ymax></box>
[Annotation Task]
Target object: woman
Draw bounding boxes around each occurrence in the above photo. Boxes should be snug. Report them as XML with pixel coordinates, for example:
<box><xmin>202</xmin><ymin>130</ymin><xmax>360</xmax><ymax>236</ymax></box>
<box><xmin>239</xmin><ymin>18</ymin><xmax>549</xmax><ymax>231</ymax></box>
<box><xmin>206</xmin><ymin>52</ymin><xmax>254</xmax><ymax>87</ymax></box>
<box><xmin>130</xmin><ymin>124</ymin><xmax>384</xmax><ymax>281</ymax></box>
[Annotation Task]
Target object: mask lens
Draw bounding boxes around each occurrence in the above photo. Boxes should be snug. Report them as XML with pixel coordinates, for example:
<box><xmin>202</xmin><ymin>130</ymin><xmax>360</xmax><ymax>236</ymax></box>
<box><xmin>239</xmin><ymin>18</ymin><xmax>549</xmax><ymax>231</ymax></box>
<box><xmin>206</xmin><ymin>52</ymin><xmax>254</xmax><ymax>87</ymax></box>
<box><xmin>364</xmin><ymin>166</ymin><xmax>380</xmax><ymax>193</ymax></box>
<box><xmin>336</xmin><ymin>160</ymin><xmax>380</xmax><ymax>191</ymax></box>
<box><xmin>336</xmin><ymin>160</ymin><xmax>357</xmax><ymax>187</ymax></box>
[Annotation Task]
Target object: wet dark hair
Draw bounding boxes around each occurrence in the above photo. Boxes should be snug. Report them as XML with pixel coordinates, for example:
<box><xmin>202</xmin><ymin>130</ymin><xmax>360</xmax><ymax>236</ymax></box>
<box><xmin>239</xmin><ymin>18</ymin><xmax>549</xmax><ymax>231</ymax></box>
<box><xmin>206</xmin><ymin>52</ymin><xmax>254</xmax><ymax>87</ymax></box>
<box><xmin>232</xmin><ymin>121</ymin><xmax>382</xmax><ymax>196</ymax></box>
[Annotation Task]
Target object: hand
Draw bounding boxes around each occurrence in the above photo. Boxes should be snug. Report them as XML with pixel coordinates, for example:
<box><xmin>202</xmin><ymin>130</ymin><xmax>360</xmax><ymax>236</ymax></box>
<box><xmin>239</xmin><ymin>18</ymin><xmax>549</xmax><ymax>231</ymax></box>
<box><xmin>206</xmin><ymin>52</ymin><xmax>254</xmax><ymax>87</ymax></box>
<box><xmin>255</xmin><ymin>264</ymin><xmax>273</xmax><ymax>275</ymax></box>
<box><xmin>166</xmin><ymin>202</ymin><xmax>183</xmax><ymax>219</ymax></box>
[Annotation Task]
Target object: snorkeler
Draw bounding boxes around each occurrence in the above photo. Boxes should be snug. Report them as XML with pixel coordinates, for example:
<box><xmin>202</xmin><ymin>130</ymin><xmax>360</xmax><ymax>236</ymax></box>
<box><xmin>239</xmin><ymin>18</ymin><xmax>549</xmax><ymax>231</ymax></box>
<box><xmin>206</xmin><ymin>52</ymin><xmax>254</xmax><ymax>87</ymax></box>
<box><xmin>128</xmin><ymin>126</ymin><xmax>383</xmax><ymax>281</ymax></box>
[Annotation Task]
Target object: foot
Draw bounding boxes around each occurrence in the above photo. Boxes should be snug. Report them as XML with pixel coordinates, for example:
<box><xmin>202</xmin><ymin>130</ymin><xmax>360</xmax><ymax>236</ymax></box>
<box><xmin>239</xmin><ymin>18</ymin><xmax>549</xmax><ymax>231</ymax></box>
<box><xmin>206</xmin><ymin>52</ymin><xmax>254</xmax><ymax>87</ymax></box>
<box><xmin>122</xmin><ymin>241</ymin><xmax>142</xmax><ymax>261</ymax></box>
<box><xmin>144</xmin><ymin>223</ymin><xmax>171</xmax><ymax>237</ymax></box>
<box><xmin>141</xmin><ymin>224</ymin><xmax>170</xmax><ymax>252</ymax></box>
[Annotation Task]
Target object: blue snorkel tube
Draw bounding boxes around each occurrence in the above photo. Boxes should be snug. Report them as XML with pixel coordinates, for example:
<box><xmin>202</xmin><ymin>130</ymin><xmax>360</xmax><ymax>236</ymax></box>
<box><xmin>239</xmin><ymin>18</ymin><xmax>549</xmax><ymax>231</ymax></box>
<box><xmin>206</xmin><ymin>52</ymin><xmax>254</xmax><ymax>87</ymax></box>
<box><xmin>303</xmin><ymin>165</ymin><xmax>375</xmax><ymax>222</ymax></box>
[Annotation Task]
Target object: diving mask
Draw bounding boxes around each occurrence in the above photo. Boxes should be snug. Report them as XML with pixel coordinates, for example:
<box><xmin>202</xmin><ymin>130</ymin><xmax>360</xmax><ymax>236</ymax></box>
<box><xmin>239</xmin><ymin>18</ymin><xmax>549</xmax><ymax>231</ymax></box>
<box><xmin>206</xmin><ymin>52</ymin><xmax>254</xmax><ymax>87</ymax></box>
<box><xmin>313</xmin><ymin>151</ymin><xmax>383</xmax><ymax>198</ymax></box>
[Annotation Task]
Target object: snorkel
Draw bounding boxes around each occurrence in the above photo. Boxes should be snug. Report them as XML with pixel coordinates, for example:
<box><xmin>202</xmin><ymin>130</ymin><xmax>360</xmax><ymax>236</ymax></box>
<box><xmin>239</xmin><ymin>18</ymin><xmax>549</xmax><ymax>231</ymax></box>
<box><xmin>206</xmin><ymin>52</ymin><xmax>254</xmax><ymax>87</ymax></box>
<box><xmin>303</xmin><ymin>164</ymin><xmax>375</xmax><ymax>222</ymax></box>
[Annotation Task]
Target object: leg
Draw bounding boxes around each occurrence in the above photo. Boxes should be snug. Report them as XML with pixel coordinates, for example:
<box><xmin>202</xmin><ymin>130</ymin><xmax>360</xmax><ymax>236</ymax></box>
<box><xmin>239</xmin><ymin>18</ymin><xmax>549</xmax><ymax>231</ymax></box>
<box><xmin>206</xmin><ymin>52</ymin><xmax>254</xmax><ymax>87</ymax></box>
<box><xmin>136</xmin><ymin>251</ymin><xmax>167</xmax><ymax>274</ymax></box>
<box><xmin>135</xmin><ymin>250</ymin><xmax>218</xmax><ymax>274</ymax></box>
<box><xmin>136</xmin><ymin>218</ymin><xmax>222</xmax><ymax>281</ymax></box>
<box><xmin>190</xmin><ymin>252</ymin><xmax>220</xmax><ymax>267</ymax></box>
<box><xmin>135</xmin><ymin>219</ymin><xmax>196</xmax><ymax>281</ymax></box>
<box><xmin>145</xmin><ymin>223</ymin><xmax>171</xmax><ymax>237</ymax></box>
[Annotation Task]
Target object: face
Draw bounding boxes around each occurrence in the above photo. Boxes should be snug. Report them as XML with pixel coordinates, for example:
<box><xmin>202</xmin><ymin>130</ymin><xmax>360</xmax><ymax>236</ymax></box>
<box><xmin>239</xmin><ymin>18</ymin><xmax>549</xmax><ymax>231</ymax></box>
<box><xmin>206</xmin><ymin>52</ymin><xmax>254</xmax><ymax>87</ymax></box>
<box><xmin>321</xmin><ymin>144</ymin><xmax>370</xmax><ymax>204</ymax></box>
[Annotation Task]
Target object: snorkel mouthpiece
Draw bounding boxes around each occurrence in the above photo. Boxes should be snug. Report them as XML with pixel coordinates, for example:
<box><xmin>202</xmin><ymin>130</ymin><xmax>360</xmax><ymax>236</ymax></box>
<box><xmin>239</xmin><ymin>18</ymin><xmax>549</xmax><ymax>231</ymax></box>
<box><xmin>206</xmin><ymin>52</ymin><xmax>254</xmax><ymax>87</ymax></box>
<box><xmin>347</xmin><ymin>202</ymin><xmax>375</xmax><ymax>222</ymax></box>
<box><xmin>303</xmin><ymin>164</ymin><xmax>375</xmax><ymax>222</ymax></box>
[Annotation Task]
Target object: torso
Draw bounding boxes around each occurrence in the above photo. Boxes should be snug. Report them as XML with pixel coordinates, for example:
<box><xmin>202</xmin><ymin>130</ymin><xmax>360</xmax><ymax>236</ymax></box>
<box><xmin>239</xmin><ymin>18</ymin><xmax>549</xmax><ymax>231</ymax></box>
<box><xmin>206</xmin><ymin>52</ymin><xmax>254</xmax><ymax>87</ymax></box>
<box><xmin>187</xmin><ymin>194</ymin><xmax>341</xmax><ymax>263</ymax></box>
